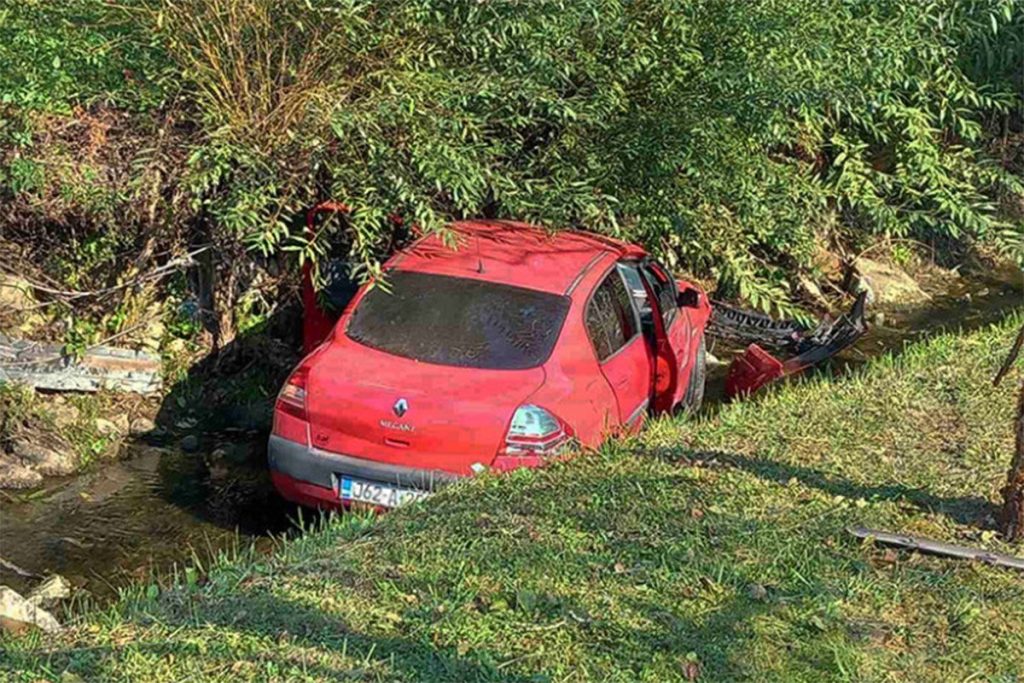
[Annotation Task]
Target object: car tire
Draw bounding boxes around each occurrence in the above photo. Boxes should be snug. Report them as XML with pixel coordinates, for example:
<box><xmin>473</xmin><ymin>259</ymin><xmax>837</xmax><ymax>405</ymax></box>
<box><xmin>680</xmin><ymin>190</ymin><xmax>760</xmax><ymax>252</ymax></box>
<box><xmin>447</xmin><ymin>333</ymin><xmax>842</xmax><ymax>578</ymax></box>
<box><xmin>679</xmin><ymin>335</ymin><xmax>706</xmax><ymax>415</ymax></box>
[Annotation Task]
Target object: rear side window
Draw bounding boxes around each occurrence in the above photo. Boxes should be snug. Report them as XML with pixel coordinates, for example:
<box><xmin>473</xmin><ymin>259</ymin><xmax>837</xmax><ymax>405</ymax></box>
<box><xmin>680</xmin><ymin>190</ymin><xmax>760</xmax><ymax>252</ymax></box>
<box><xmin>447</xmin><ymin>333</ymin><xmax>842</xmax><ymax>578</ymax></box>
<box><xmin>346</xmin><ymin>271</ymin><xmax>570</xmax><ymax>370</ymax></box>
<box><xmin>586</xmin><ymin>269</ymin><xmax>639</xmax><ymax>361</ymax></box>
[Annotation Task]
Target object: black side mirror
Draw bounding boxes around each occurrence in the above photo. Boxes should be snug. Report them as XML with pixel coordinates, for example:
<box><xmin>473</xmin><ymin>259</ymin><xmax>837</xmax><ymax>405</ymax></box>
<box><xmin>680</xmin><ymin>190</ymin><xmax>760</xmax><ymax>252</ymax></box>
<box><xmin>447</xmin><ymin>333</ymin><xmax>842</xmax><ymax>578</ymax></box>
<box><xmin>677</xmin><ymin>288</ymin><xmax>699</xmax><ymax>308</ymax></box>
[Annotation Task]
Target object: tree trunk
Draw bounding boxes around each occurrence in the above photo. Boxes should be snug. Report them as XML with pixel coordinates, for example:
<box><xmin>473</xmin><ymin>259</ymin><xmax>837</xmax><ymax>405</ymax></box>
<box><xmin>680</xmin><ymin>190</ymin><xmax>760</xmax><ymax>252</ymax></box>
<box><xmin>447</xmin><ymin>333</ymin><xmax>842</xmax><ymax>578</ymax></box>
<box><xmin>994</xmin><ymin>323</ymin><xmax>1024</xmax><ymax>543</ymax></box>
<box><xmin>999</xmin><ymin>383</ymin><xmax>1024</xmax><ymax>542</ymax></box>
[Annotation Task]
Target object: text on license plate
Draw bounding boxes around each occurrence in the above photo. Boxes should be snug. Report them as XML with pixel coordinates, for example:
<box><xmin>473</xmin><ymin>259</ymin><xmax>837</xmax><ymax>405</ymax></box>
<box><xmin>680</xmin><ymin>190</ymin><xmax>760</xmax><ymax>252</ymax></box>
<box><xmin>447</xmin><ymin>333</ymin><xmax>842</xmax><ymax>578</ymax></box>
<box><xmin>338</xmin><ymin>476</ymin><xmax>431</xmax><ymax>508</ymax></box>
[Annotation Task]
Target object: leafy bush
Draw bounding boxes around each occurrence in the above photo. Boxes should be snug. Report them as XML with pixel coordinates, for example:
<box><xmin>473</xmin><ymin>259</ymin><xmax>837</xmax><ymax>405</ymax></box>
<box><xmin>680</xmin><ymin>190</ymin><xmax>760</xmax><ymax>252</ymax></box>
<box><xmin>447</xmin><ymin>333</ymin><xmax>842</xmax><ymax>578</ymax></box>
<box><xmin>1</xmin><ymin>0</ymin><xmax>1021</xmax><ymax>320</ymax></box>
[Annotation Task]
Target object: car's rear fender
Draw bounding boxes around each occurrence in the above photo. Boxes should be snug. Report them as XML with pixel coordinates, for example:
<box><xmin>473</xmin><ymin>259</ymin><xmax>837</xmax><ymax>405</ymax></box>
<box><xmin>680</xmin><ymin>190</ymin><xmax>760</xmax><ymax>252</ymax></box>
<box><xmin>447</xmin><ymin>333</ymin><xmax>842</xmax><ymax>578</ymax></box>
<box><xmin>521</xmin><ymin>255</ymin><xmax>623</xmax><ymax>449</ymax></box>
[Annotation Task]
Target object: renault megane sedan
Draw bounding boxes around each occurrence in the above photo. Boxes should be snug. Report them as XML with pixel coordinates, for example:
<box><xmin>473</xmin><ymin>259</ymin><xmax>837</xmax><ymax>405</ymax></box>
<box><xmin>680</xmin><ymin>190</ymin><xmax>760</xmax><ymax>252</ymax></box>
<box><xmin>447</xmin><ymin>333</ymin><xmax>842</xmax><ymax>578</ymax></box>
<box><xmin>269</xmin><ymin>220</ymin><xmax>711</xmax><ymax>508</ymax></box>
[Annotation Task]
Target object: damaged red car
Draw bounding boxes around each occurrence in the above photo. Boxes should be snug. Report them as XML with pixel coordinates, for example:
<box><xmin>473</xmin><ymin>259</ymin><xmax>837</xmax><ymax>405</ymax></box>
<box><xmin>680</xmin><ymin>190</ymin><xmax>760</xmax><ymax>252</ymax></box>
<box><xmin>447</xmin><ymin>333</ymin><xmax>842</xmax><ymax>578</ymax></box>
<box><xmin>269</xmin><ymin>220</ymin><xmax>712</xmax><ymax>509</ymax></box>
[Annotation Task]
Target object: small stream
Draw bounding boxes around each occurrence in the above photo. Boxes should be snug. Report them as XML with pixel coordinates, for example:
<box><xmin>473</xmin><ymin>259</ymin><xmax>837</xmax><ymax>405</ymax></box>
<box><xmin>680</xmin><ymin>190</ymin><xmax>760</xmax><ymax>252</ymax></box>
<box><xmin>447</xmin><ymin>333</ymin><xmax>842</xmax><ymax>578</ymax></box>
<box><xmin>0</xmin><ymin>434</ymin><xmax>297</xmax><ymax>602</ymax></box>
<box><xmin>0</xmin><ymin>274</ymin><xmax>1020</xmax><ymax>603</ymax></box>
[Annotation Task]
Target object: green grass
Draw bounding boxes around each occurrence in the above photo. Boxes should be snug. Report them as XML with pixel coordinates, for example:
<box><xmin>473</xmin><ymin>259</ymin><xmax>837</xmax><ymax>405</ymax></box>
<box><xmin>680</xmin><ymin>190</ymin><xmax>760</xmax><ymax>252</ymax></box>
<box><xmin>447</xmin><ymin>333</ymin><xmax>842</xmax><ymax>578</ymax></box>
<box><xmin>3</xmin><ymin>316</ymin><xmax>1024</xmax><ymax>682</ymax></box>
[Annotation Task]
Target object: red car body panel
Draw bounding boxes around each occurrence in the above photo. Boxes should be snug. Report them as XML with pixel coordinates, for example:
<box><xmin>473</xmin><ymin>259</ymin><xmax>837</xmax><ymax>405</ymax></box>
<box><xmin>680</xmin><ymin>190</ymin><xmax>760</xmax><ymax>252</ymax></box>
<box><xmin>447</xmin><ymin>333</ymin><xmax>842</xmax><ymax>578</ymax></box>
<box><xmin>307</xmin><ymin>340</ymin><xmax>545</xmax><ymax>475</ymax></box>
<box><xmin>271</xmin><ymin>218</ymin><xmax>712</xmax><ymax>509</ymax></box>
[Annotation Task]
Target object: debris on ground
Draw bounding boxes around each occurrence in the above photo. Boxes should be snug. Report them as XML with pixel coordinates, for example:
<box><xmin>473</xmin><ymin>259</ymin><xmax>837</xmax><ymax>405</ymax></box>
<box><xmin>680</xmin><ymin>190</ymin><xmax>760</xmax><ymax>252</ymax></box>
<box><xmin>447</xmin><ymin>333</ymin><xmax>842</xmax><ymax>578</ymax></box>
<box><xmin>0</xmin><ymin>334</ymin><xmax>162</xmax><ymax>394</ymax></box>
<box><xmin>849</xmin><ymin>526</ymin><xmax>1024</xmax><ymax>571</ymax></box>
<box><xmin>27</xmin><ymin>574</ymin><xmax>72</xmax><ymax>608</ymax></box>
<box><xmin>716</xmin><ymin>292</ymin><xmax>869</xmax><ymax>399</ymax></box>
<box><xmin>0</xmin><ymin>556</ymin><xmax>38</xmax><ymax>579</ymax></box>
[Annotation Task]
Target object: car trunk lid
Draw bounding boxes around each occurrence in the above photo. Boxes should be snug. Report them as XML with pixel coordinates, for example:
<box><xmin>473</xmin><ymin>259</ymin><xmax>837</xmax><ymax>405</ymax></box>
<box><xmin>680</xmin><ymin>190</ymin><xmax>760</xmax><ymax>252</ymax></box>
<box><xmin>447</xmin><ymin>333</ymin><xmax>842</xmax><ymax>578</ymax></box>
<box><xmin>306</xmin><ymin>341</ymin><xmax>545</xmax><ymax>476</ymax></box>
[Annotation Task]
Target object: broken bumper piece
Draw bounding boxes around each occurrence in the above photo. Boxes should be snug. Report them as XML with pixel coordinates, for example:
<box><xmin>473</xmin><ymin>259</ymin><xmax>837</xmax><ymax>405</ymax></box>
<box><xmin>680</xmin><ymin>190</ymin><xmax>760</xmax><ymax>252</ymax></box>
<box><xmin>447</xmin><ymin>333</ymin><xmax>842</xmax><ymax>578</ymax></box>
<box><xmin>723</xmin><ymin>292</ymin><xmax>868</xmax><ymax>399</ymax></box>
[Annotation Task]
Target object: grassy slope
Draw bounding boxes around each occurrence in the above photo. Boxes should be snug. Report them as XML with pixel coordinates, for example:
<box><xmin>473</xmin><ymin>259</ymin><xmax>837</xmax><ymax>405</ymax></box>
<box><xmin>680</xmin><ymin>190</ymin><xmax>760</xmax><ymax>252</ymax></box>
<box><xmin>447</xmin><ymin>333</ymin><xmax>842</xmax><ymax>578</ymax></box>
<box><xmin>3</xmin><ymin>316</ymin><xmax>1023</xmax><ymax>682</ymax></box>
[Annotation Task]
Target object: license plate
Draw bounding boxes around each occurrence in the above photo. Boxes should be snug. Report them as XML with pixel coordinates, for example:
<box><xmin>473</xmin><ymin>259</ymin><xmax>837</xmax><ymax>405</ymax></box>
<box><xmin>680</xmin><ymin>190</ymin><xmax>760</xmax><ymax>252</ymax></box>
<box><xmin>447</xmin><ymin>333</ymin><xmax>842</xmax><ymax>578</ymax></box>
<box><xmin>337</xmin><ymin>475</ymin><xmax>431</xmax><ymax>508</ymax></box>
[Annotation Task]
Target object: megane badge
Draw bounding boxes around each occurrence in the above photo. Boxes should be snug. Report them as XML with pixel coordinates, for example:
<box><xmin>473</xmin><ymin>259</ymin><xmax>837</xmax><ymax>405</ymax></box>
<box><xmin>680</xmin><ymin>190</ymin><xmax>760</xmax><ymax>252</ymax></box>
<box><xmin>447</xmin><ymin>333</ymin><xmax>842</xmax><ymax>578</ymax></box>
<box><xmin>393</xmin><ymin>398</ymin><xmax>409</xmax><ymax>417</ymax></box>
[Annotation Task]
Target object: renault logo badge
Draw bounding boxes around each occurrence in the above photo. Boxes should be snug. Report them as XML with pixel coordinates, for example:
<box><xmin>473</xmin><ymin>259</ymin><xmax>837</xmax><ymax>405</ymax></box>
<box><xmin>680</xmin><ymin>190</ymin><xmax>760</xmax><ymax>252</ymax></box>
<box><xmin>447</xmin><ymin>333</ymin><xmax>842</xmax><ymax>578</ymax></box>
<box><xmin>393</xmin><ymin>398</ymin><xmax>409</xmax><ymax>417</ymax></box>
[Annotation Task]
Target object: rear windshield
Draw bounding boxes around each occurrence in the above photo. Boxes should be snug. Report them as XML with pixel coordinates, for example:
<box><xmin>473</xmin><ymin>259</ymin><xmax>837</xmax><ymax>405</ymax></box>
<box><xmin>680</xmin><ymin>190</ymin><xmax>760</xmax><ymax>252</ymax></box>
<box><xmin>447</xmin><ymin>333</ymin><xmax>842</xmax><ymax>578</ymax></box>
<box><xmin>346</xmin><ymin>271</ymin><xmax>570</xmax><ymax>370</ymax></box>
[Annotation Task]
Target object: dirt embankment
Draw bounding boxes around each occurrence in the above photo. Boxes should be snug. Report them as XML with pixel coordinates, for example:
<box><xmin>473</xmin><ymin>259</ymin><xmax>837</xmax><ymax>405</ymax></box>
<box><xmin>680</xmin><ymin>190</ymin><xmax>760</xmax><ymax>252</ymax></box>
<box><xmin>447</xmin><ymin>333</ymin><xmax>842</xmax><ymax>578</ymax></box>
<box><xmin>0</xmin><ymin>386</ymin><xmax>159</xmax><ymax>490</ymax></box>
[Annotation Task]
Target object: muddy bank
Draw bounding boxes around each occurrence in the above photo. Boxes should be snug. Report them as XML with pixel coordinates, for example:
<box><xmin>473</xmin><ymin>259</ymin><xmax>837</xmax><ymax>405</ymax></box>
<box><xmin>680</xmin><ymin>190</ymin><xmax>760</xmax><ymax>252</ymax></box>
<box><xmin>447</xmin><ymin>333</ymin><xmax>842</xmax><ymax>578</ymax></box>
<box><xmin>0</xmin><ymin>388</ymin><xmax>161</xmax><ymax>489</ymax></box>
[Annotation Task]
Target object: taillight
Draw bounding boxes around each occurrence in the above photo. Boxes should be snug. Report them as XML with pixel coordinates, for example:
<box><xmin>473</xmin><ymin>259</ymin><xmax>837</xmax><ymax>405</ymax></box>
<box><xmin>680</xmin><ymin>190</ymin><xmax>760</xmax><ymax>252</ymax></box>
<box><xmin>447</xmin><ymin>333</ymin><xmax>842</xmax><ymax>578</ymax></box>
<box><xmin>276</xmin><ymin>365</ymin><xmax>310</xmax><ymax>420</ymax></box>
<box><xmin>496</xmin><ymin>405</ymin><xmax>574</xmax><ymax>470</ymax></box>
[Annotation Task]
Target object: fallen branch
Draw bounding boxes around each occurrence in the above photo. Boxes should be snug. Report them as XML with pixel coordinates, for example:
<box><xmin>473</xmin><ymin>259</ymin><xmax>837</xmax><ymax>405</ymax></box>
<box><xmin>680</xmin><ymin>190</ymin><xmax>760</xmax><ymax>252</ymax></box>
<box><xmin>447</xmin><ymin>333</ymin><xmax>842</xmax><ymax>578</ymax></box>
<box><xmin>849</xmin><ymin>526</ymin><xmax>1024</xmax><ymax>571</ymax></box>
<box><xmin>0</xmin><ymin>245</ymin><xmax>210</xmax><ymax>304</ymax></box>
<box><xmin>993</xmin><ymin>322</ymin><xmax>1024</xmax><ymax>387</ymax></box>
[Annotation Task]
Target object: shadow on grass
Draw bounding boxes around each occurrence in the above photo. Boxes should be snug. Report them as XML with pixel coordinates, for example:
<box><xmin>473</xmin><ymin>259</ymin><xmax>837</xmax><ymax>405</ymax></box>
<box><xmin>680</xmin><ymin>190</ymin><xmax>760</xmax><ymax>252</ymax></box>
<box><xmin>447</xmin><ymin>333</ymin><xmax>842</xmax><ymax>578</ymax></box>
<box><xmin>644</xmin><ymin>446</ymin><xmax>997</xmax><ymax>529</ymax></box>
<box><xmin>9</xmin><ymin>587</ymin><xmax>538</xmax><ymax>682</ymax></box>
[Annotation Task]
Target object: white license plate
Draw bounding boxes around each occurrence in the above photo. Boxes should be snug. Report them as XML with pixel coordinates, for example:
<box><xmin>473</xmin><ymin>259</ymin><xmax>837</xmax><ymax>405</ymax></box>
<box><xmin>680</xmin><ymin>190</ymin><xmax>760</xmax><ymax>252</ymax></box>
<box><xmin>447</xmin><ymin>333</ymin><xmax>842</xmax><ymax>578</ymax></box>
<box><xmin>338</xmin><ymin>476</ymin><xmax>431</xmax><ymax>508</ymax></box>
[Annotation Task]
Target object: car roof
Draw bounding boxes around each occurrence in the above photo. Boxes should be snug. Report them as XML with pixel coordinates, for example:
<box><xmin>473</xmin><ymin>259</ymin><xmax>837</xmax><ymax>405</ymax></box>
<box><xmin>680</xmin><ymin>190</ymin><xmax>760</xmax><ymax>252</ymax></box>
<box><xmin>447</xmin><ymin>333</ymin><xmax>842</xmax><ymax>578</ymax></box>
<box><xmin>388</xmin><ymin>220</ymin><xmax>645</xmax><ymax>294</ymax></box>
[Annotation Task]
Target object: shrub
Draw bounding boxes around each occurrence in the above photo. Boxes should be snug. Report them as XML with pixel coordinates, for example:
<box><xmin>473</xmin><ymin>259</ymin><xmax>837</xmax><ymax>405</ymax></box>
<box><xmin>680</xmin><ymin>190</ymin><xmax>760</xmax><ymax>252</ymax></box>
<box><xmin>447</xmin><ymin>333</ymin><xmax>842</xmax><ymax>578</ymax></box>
<box><xmin>1</xmin><ymin>0</ymin><xmax>1021</xmax><ymax>320</ymax></box>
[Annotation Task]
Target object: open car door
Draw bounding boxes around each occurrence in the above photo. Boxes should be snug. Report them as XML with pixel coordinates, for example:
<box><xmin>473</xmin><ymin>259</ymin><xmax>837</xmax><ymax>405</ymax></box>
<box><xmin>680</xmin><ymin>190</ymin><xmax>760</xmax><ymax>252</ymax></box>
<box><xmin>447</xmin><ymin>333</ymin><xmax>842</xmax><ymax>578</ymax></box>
<box><xmin>617</xmin><ymin>259</ymin><xmax>711</xmax><ymax>414</ymax></box>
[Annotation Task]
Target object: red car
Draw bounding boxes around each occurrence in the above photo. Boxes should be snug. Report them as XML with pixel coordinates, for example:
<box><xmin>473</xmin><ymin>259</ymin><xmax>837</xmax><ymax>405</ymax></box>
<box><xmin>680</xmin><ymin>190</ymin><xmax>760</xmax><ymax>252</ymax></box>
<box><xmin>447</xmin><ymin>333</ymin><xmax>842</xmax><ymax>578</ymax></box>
<box><xmin>269</xmin><ymin>220</ymin><xmax>712</xmax><ymax>509</ymax></box>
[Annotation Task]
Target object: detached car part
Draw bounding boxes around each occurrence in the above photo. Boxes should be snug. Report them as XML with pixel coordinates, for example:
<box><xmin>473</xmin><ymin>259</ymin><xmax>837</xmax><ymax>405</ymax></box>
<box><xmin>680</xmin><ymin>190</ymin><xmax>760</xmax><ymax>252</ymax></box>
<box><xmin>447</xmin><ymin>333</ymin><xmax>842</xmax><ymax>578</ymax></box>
<box><xmin>0</xmin><ymin>334</ymin><xmax>162</xmax><ymax>395</ymax></box>
<box><xmin>722</xmin><ymin>292</ymin><xmax>868</xmax><ymax>399</ymax></box>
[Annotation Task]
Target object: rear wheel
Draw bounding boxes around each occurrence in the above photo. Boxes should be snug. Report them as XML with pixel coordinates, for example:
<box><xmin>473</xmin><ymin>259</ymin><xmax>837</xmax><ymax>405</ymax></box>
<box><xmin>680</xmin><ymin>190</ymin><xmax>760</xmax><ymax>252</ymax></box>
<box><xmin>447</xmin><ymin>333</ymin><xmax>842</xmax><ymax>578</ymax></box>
<box><xmin>679</xmin><ymin>335</ymin><xmax>706</xmax><ymax>415</ymax></box>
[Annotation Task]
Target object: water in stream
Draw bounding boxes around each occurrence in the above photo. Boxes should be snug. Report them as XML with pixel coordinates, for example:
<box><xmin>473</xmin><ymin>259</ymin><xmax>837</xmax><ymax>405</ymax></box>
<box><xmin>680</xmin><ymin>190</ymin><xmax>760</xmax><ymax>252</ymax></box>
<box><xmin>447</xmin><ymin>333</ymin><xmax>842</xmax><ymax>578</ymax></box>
<box><xmin>0</xmin><ymin>275</ymin><xmax>1020</xmax><ymax>603</ymax></box>
<box><xmin>0</xmin><ymin>434</ymin><xmax>297</xmax><ymax>601</ymax></box>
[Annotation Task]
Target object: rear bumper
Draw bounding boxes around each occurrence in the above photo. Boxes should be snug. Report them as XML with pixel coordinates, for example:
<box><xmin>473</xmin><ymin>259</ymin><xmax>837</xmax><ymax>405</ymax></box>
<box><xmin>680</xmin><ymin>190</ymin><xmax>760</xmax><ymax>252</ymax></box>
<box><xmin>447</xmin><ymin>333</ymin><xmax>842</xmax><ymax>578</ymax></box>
<box><xmin>267</xmin><ymin>434</ymin><xmax>460</xmax><ymax>503</ymax></box>
<box><xmin>271</xmin><ymin>471</ymin><xmax>340</xmax><ymax>509</ymax></box>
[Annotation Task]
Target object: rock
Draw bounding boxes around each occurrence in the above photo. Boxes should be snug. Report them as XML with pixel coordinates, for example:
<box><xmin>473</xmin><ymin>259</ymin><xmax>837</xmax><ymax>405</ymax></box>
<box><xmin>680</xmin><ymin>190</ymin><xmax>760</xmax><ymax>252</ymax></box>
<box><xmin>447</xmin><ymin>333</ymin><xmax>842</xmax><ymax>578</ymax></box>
<box><xmin>0</xmin><ymin>275</ymin><xmax>36</xmax><ymax>319</ymax></box>
<box><xmin>0</xmin><ymin>586</ymin><xmax>62</xmax><ymax>634</ymax></box>
<box><xmin>0</xmin><ymin>454</ymin><xmax>43</xmax><ymax>489</ymax></box>
<box><xmin>852</xmin><ymin>258</ymin><xmax>929</xmax><ymax>305</ymax></box>
<box><xmin>165</xmin><ymin>338</ymin><xmax>188</xmax><ymax>356</ymax></box>
<box><xmin>0</xmin><ymin>275</ymin><xmax>46</xmax><ymax>335</ymax></box>
<box><xmin>27</xmin><ymin>575</ymin><xmax>71</xmax><ymax>608</ymax></box>
<box><xmin>748</xmin><ymin>583</ymin><xmax>769</xmax><ymax>601</ymax></box>
<box><xmin>49</xmin><ymin>402</ymin><xmax>81</xmax><ymax>430</ymax></box>
<box><xmin>11</xmin><ymin>439</ymin><xmax>77</xmax><ymax>477</ymax></box>
<box><xmin>982</xmin><ymin>257</ymin><xmax>1024</xmax><ymax>292</ymax></box>
<box><xmin>129</xmin><ymin>416</ymin><xmax>156</xmax><ymax>436</ymax></box>
<box><xmin>142</xmin><ymin>320</ymin><xmax>166</xmax><ymax>352</ymax></box>
<box><xmin>94</xmin><ymin>418</ymin><xmax>120</xmax><ymax>436</ymax></box>
<box><xmin>180</xmin><ymin>434</ymin><xmax>200</xmax><ymax>452</ymax></box>
<box><xmin>112</xmin><ymin>412</ymin><xmax>131</xmax><ymax>434</ymax></box>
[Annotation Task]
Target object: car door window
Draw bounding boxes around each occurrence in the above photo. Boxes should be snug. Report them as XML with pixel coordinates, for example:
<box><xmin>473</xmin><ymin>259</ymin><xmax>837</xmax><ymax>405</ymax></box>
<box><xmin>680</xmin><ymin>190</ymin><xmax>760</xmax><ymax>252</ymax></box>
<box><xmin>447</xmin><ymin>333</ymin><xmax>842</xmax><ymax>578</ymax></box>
<box><xmin>586</xmin><ymin>268</ymin><xmax>639</xmax><ymax>362</ymax></box>
<box><xmin>640</xmin><ymin>261</ymin><xmax>677</xmax><ymax>328</ymax></box>
<box><xmin>616</xmin><ymin>263</ymin><xmax>651</xmax><ymax>316</ymax></box>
